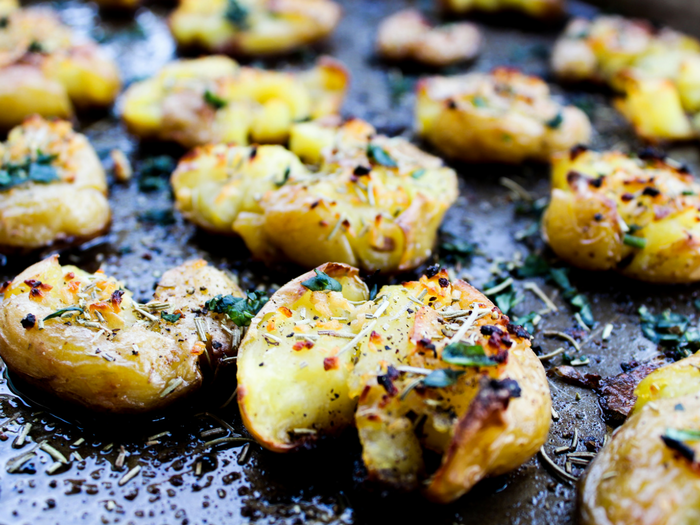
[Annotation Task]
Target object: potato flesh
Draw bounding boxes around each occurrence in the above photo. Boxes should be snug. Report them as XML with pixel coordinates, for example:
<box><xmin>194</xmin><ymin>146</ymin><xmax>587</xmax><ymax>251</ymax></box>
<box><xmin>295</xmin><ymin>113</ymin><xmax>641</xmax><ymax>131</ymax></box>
<box><xmin>0</xmin><ymin>116</ymin><xmax>111</xmax><ymax>250</ymax></box>
<box><xmin>440</xmin><ymin>0</ymin><xmax>564</xmax><ymax>18</ymax></box>
<box><xmin>237</xmin><ymin>263</ymin><xmax>551</xmax><ymax>503</ymax></box>
<box><xmin>543</xmin><ymin>149</ymin><xmax>700</xmax><ymax>283</ymax></box>
<box><xmin>0</xmin><ymin>7</ymin><xmax>120</xmax><ymax>128</ymax></box>
<box><xmin>415</xmin><ymin>68</ymin><xmax>591</xmax><ymax>163</ymax></box>
<box><xmin>169</xmin><ymin>0</ymin><xmax>341</xmax><ymax>56</ymax></box>
<box><xmin>121</xmin><ymin>55</ymin><xmax>348</xmax><ymax>149</ymax></box>
<box><xmin>0</xmin><ymin>257</ymin><xmax>243</xmax><ymax>413</ymax></box>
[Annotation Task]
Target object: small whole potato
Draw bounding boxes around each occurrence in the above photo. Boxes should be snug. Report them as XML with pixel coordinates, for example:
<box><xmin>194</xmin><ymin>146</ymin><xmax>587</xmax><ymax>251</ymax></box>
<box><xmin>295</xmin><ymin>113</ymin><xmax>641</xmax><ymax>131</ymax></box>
<box><xmin>237</xmin><ymin>262</ymin><xmax>551</xmax><ymax>503</ymax></box>
<box><xmin>121</xmin><ymin>55</ymin><xmax>349</xmax><ymax>149</ymax></box>
<box><xmin>169</xmin><ymin>0</ymin><xmax>342</xmax><ymax>56</ymax></box>
<box><xmin>415</xmin><ymin>68</ymin><xmax>591</xmax><ymax>163</ymax></box>
<box><xmin>439</xmin><ymin>0</ymin><xmax>564</xmax><ymax>19</ymax></box>
<box><xmin>0</xmin><ymin>116</ymin><xmax>111</xmax><ymax>252</ymax></box>
<box><xmin>0</xmin><ymin>6</ymin><xmax>121</xmax><ymax>129</ymax></box>
<box><xmin>171</xmin><ymin>118</ymin><xmax>459</xmax><ymax>272</ymax></box>
<box><xmin>542</xmin><ymin>147</ymin><xmax>700</xmax><ymax>283</ymax></box>
<box><xmin>0</xmin><ymin>256</ymin><xmax>246</xmax><ymax>413</ymax></box>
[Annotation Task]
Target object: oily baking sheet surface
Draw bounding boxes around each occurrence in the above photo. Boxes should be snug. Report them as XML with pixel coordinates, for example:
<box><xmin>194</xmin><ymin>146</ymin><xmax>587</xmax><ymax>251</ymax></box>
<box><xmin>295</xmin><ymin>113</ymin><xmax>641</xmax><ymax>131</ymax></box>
<box><xmin>1</xmin><ymin>1</ymin><xmax>700</xmax><ymax>524</ymax></box>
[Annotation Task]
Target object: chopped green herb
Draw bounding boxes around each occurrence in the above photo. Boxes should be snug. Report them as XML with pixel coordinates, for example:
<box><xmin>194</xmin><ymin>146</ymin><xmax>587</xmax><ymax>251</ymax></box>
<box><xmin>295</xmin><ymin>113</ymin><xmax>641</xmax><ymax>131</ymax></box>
<box><xmin>514</xmin><ymin>312</ymin><xmax>539</xmax><ymax>334</ymax></box>
<box><xmin>225</xmin><ymin>0</ymin><xmax>249</xmax><ymax>29</ymax></box>
<box><xmin>204</xmin><ymin>90</ymin><xmax>227</xmax><ymax>110</ymax></box>
<box><xmin>275</xmin><ymin>167</ymin><xmax>291</xmax><ymax>187</ymax></box>
<box><xmin>43</xmin><ymin>307</ymin><xmax>84</xmax><ymax>321</ymax></box>
<box><xmin>638</xmin><ymin>305</ymin><xmax>700</xmax><ymax>359</ymax></box>
<box><xmin>411</xmin><ymin>168</ymin><xmax>426</xmax><ymax>179</ymax></box>
<box><xmin>442</xmin><ymin>343</ymin><xmax>498</xmax><ymax>367</ymax></box>
<box><xmin>440</xmin><ymin>235</ymin><xmax>477</xmax><ymax>263</ymax></box>
<box><xmin>367</xmin><ymin>144</ymin><xmax>398</xmax><ymax>168</ymax></box>
<box><xmin>207</xmin><ymin>291</ymin><xmax>268</xmax><ymax>327</ymax></box>
<box><xmin>301</xmin><ymin>269</ymin><xmax>342</xmax><ymax>292</ymax></box>
<box><xmin>27</xmin><ymin>41</ymin><xmax>43</xmax><ymax>53</ymax></box>
<box><xmin>682</xmin><ymin>190</ymin><xmax>696</xmax><ymax>196</ymax></box>
<box><xmin>666</xmin><ymin>428</ymin><xmax>700</xmax><ymax>442</ymax></box>
<box><xmin>494</xmin><ymin>291</ymin><xmax>521</xmax><ymax>315</ymax></box>
<box><xmin>138</xmin><ymin>155</ymin><xmax>175</xmax><ymax>192</ymax></box>
<box><xmin>0</xmin><ymin>152</ymin><xmax>59</xmax><ymax>192</ymax></box>
<box><xmin>623</xmin><ymin>234</ymin><xmax>647</xmax><ymax>249</ymax></box>
<box><xmin>501</xmin><ymin>133</ymin><xmax>513</xmax><ymax>143</ymax></box>
<box><xmin>160</xmin><ymin>312</ymin><xmax>182</xmax><ymax>323</ymax></box>
<box><xmin>545</xmin><ymin>112</ymin><xmax>564</xmax><ymax>129</ymax></box>
<box><xmin>472</xmin><ymin>96</ymin><xmax>488</xmax><ymax>108</ymax></box>
<box><xmin>517</xmin><ymin>254</ymin><xmax>550</xmax><ymax>278</ymax></box>
<box><xmin>0</xmin><ymin>17</ymin><xmax>8</xmax><ymax>29</ymax></box>
<box><xmin>421</xmin><ymin>369</ymin><xmax>464</xmax><ymax>388</ymax></box>
<box><xmin>387</xmin><ymin>69</ymin><xmax>413</xmax><ymax>106</ymax></box>
<box><xmin>137</xmin><ymin>208</ymin><xmax>176</xmax><ymax>225</ymax></box>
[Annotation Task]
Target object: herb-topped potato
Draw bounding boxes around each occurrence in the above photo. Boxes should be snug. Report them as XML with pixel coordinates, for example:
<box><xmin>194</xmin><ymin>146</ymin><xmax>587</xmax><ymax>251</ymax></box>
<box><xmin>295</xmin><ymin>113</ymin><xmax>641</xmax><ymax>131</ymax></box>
<box><xmin>0</xmin><ymin>6</ymin><xmax>121</xmax><ymax>129</ymax></box>
<box><xmin>237</xmin><ymin>263</ymin><xmax>551</xmax><ymax>503</ymax></box>
<box><xmin>121</xmin><ymin>55</ymin><xmax>348</xmax><ymax>149</ymax></box>
<box><xmin>0</xmin><ymin>257</ymin><xmax>252</xmax><ymax>413</ymax></box>
<box><xmin>542</xmin><ymin>147</ymin><xmax>700</xmax><ymax>283</ymax></box>
<box><xmin>0</xmin><ymin>116</ymin><xmax>110</xmax><ymax>252</ymax></box>
<box><xmin>439</xmin><ymin>0</ymin><xmax>564</xmax><ymax>19</ymax></box>
<box><xmin>580</xmin><ymin>353</ymin><xmax>700</xmax><ymax>525</ymax></box>
<box><xmin>169</xmin><ymin>0</ymin><xmax>341</xmax><ymax>56</ymax></box>
<box><xmin>171</xmin><ymin>118</ymin><xmax>459</xmax><ymax>272</ymax></box>
<box><xmin>376</xmin><ymin>9</ymin><xmax>481</xmax><ymax>68</ymax></box>
<box><xmin>552</xmin><ymin>16</ymin><xmax>700</xmax><ymax>142</ymax></box>
<box><xmin>415</xmin><ymin>68</ymin><xmax>591</xmax><ymax>163</ymax></box>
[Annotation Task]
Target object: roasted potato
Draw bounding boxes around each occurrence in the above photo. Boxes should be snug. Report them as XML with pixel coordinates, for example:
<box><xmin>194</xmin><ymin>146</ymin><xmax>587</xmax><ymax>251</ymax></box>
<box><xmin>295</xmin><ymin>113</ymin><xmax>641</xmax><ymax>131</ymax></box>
<box><xmin>169</xmin><ymin>0</ymin><xmax>341</xmax><ymax>56</ymax></box>
<box><xmin>552</xmin><ymin>16</ymin><xmax>700</xmax><ymax>142</ymax></box>
<box><xmin>121</xmin><ymin>55</ymin><xmax>348</xmax><ymax>149</ymax></box>
<box><xmin>415</xmin><ymin>68</ymin><xmax>592</xmax><ymax>163</ymax></box>
<box><xmin>171</xmin><ymin>118</ymin><xmax>459</xmax><ymax>272</ymax></box>
<box><xmin>0</xmin><ymin>0</ymin><xmax>17</xmax><ymax>16</ymax></box>
<box><xmin>0</xmin><ymin>7</ymin><xmax>121</xmax><ymax>129</ymax></box>
<box><xmin>542</xmin><ymin>147</ymin><xmax>700</xmax><ymax>283</ymax></box>
<box><xmin>580</xmin><ymin>354</ymin><xmax>700</xmax><ymax>525</ymax></box>
<box><xmin>376</xmin><ymin>9</ymin><xmax>481</xmax><ymax>67</ymax></box>
<box><xmin>237</xmin><ymin>262</ymin><xmax>551</xmax><ymax>503</ymax></box>
<box><xmin>0</xmin><ymin>257</ymin><xmax>244</xmax><ymax>413</ymax></box>
<box><xmin>0</xmin><ymin>116</ymin><xmax>110</xmax><ymax>252</ymax></box>
<box><xmin>439</xmin><ymin>0</ymin><xmax>564</xmax><ymax>19</ymax></box>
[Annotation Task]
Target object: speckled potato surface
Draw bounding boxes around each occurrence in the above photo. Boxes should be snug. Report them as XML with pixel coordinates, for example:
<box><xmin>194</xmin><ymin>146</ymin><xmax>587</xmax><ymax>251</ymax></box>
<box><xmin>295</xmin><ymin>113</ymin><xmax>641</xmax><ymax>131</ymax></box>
<box><xmin>171</xmin><ymin>118</ymin><xmax>459</xmax><ymax>272</ymax></box>
<box><xmin>415</xmin><ymin>68</ymin><xmax>591</xmax><ymax>163</ymax></box>
<box><xmin>237</xmin><ymin>262</ymin><xmax>551</xmax><ymax>503</ymax></box>
<box><xmin>0</xmin><ymin>6</ymin><xmax>121</xmax><ymax>129</ymax></box>
<box><xmin>169</xmin><ymin>0</ymin><xmax>341</xmax><ymax>56</ymax></box>
<box><xmin>0</xmin><ymin>257</ymin><xmax>244</xmax><ymax>413</ymax></box>
<box><xmin>580</xmin><ymin>354</ymin><xmax>700</xmax><ymax>525</ymax></box>
<box><xmin>0</xmin><ymin>116</ymin><xmax>111</xmax><ymax>252</ymax></box>
<box><xmin>552</xmin><ymin>16</ymin><xmax>700</xmax><ymax>142</ymax></box>
<box><xmin>121</xmin><ymin>55</ymin><xmax>348</xmax><ymax>149</ymax></box>
<box><xmin>439</xmin><ymin>0</ymin><xmax>564</xmax><ymax>19</ymax></box>
<box><xmin>542</xmin><ymin>147</ymin><xmax>700</xmax><ymax>283</ymax></box>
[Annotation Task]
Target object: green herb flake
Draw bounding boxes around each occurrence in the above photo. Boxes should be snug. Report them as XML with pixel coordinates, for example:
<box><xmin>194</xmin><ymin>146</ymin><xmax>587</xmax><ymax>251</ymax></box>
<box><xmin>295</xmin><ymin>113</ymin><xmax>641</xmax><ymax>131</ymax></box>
<box><xmin>545</xmin><ymin>112</ymin><xmax>564</xmax><ymax>129</ymax></box>
<box><xmin>442</xmin><ymin>342</ymin><xmax>498</xmax><ymax>367</ymax></box>
<box><xmin>204</xmin><ymin>90</ymin><xmax>227</xmax><ymax>110</ymax></box>
<box><xmin>411</xmin><ymin>168</ymin><xmax>426</xmax><ymax>180</ymax></box>
<box><xmin>367</xmin><ymin>144</ymin><xmax>398</xmax><ymax>168</ymax></box>
<box><xmin>0</xmin><ymin>17</ymin><xmax>9</xmax><ymax>29</ymax></box>
<box><xmin>666</xmin><ymin>428</ymin><xmax>700</xmax><ymax>442</ymax></box>
<box><xmin>623</xmin><ymin>234</ymin><xmax>647</xmax><ymax>249</ymax></box>
<box><xmin>472</xmin><ymin>96</ymin><xmax>488</xmax><ymax>108</ymax></box>
<box><xmin>275</xmin><ymin>167</ymin><xmax>291</xmax><ymax>187</ymax></box>
<box><xmin>440</xmin><ymin>237</ymin><xmax>477</xmax><ymax>263</ymax></box>
<box><xmin>0</xmin><ymin>151</ymin><xmax>60</xmax><ymax>192</ymax></box>
<box><xmin>207</xmin><ymin>291</ymin><xmax>267</xmax><ymax>327</ymax></box>
<box><xmin>301</xmin><ymin>269</ymin><xmax>342</xmax><ymax>292</ymax></box>
<box><xmin>138</xmin><ymin>156</ymin><xmax>175</xmax><ymax>193</ymax></box>
<box><xmin>160</xmin><ymin>312</ymin><xmax>182</xmax><ymax>324</ymax></box>
<box><xmin>421</xmin><ymin>369</ymin><xmax>464</xmax><ymax>388</ymax></box>
<box><xmin>137</xmin><ymin>208</ymin><xmax>176</xmax><ymax>225</ymax></box>
<box><xmin>27</xmin><ymin>41</ymin><xmax>43</xmax><ymax>53</ymax></box>
<box><xmin>224</xmin><ymin>0</ymin><xmax>249</xmax><ymax>29</ymax></box>
<box><xmin>43</xmin><ymin>306</ymin><xmax>84</xmax><ymax>321</ymax></box>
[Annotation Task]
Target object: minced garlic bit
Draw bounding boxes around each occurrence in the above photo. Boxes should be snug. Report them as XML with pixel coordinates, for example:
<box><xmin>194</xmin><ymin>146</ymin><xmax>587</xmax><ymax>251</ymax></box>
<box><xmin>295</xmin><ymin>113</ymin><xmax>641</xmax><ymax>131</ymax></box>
<box><xmin>111</xmin><ymin>149</ymin><xmax>133</xmax><ymax>182</ymax></box>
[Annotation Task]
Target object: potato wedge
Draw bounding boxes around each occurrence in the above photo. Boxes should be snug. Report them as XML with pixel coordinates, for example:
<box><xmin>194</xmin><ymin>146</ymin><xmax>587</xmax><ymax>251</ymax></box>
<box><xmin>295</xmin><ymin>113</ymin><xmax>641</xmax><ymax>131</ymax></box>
<box><xmin>0</xmin><ymin>116</ymin><xmax>110</xmax><ymax>252</ymax></box>
<box><xmin>237</xmin><ymin>263</ymin><xmax>551</xmax><ymax>503</ymax></box>
<box><xmin>439</xmin><ymin>0</ymin><xmax>564</xmax><ymax>19</ymax></box>
<box><xmin>0</xmin><ymin>257</ymin><xmax>244</xmax><ymax>413</ymax></box>
<box><xmin>376</xmin><ymin>9</ymin><xmax>480</xmax><ymax>67</ymax></box>
<box><xmin>542</xmin><ymin>147</ymin><xmax>700</xmax><ymax>283</ymax></box>
<box><xmin>0</xmin><ymin>7</ymin><xmax>121</xmax><ymax>129</ymax></box>
<box><xmin>121</xmin><ymin>55</ymin><xmax>348</xmax><ymax>149</ymax></box>
<box><xmin>171</xmin><ymin>118</ymin><xmax>458</xmax><ymax>272</ymax></box>
<box><xmin>415</xmin><ymin>68</ymin><xmax>591</xmax><ymax>163</ymax></box>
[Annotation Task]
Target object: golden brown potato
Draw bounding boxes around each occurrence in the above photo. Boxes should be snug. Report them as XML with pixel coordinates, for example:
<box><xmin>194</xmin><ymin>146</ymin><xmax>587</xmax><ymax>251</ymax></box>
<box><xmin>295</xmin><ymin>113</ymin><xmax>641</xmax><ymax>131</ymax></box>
<box><xmin>580</xmin><ymin>354</ymin><xmax>700</xmax><ymax>525</ymax></box>
<box><xmin>121</xmin><ymin>55</ymin><xmax>348</xmax><ymax>149</ymax></box>
<box><xmin>0</xmin><ymin>116</ymin><xmax>110</xmax><ymax>252</ymax></box>
<box><xmin>0</xmin><ymin>0</ymin><xmax>17</xmax><ymax>16</ymax></box>
<box><xmin>237</xmin><ymin>263</ymin><xmax>551</xmax><ymax>503</ymax></box>
<box><xmin>0</xmin><ymin>257</ymin><xmax>244</xmax><ymax>413</ymax></box>
<box><xmin>552</xmin><ymin>16</ymin><xmax>700</xmax><ymax>142</ymax></box>
<box><xmin>169</xmin><ymin>0</ymin><xmax>341</xmax><ymax>56</ymax></box>
<box><xmin>376</xmin><ymin>9</ymin><xmax>481</xmax><ymax>67</ymax></box>
<box><xmin>439</xmin><ymin>0</ymin><xmax>564</xmax><ymax>19</ymax></box>
<box><xmin>415</xmin><ymin>68</ymin><xmax>591</xmax><ymax>163</ymax></box>
<box><xmin>0</xmin><ymin>7</ymin><xmax>121</xmax><ymax>129</ymax></box>
<box><xmin>542</xmin><ymin>147</ymin><xmax>700</xmax><ymax>283</ymax></box>
<box><xmin>171</xmin><ymin>118</ymin><xmax>459</xmax><ymax>272</ymax></box>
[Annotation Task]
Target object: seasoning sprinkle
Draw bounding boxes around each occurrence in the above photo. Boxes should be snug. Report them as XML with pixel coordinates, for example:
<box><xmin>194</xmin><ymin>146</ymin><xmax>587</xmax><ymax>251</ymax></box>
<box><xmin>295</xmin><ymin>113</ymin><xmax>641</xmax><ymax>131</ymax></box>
<box><xmin>160</xmin><ymin>377</ymin><xmax>184</xmax><ymax>398</ymax></box>
<box><xmin>543</xmin><ymin>331</ymin><xmax>580</xmax><ymax>352</ymax></box>
<box><xmin>524</xmin><ymin>283</ymin><xmax>558</xmax><ymax>313</ymax></box>
<box><xmin>317</xmin><ymin>330</ymin><xmax>355</xmax><ymax>339</ymax></box>
<box><xmin>602</xmin><ymin>323</ymin><xmax>614</xmax><ymax>341</ymax></box>
<box><xmin>237</xmin><ymin>443</ymin><xmax>251</xmax><ymax>465</ymax></box>
<box><xmin>538</xmin><ymin>347</ymin><xmax>565</xmax><ymax>361</ymax></box>
<box><xmin>539</xmin><ymin>446</ymin><xmax>578</xmax><ymax>483</ymax></box>
<box><xmin>40</xmin><ymin>442</ymin><xmax>68</xmax><ymax>464</ymax></box>
<box><xmin>194</xmin><ymin>318</ymin><xmax>208</xmax><ymax>342</ymax></box>
<box><xmin>204</xmin><ymin>437</ymin><xmax>252</xmax><ymax>448</ymax></box>
<box><xmin>46</xmin><ymin>461</ymin><xmax>63</xmax><ymax>475</ymax></box>
<box><xmin>14</xmin><ymin>423</ymin><xmax>32</xmax><ymax>447</ymax></box>
<box><xmin>118</xmin><ymin>465</ymin><xmax>141</xmax><ymax>486</ymax></box>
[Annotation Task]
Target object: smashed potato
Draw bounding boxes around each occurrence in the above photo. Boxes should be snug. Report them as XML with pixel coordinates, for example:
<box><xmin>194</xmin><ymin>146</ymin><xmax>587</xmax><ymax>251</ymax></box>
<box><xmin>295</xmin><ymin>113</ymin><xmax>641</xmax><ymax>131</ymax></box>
<box><xmin>439</xmin><ymin>0</ymin><xmax>564</xmax><ymax>19</ymax></box>
<box><xmin>121</xmin><ymin>55</ymin><xmax>348</xmax><ymax>149</ymax></box>
<box><xmin>0</xmin><ymin>257</ymin><xmax>244</xmax><ymax>413</ymax></box>
<box><xmin>171</xmin><ymin>119</ymin><xmax>458</xmax><ymax>272</ymax></box>
<box><xmin>542</xmin><ymin>147</ymin><xmax>700</xmax><ymax>283</ymax></box>
<box><xmin>580</xmin><ymin>354</ymin><xmax>700</xmax><ymax>525</ymax></box>
<box><xmin>0</xmin><ymin>116</ymin><xmax>110</xmax><ymax>252</ymax></box>
<box><xmin>552</xmin><ymin>16</ymin><xmax>700</xmax><ymax>142</ymax></box>
<box><xmin>415</xmin><ymin>68</ymin><xmax>591</xmax><ymax>163</ymax></box>
<box><xmin>237</xmin><ymin>263</ymin><xmax>551</xmax><ymax>503</ymax></box>
<box><xmin>169</xmin><ymin>0</ymin><xmax>341</xmax><ymax>56</ymax></box>
<box><xmin>376</xmin><ymin>9</ymin><xmax>481</xmax><ymax>67</ymax></box>
<box><xmin>0</xmin><ymin>6</ymin><xmax>121</xmax><ymax>129</ymax></box>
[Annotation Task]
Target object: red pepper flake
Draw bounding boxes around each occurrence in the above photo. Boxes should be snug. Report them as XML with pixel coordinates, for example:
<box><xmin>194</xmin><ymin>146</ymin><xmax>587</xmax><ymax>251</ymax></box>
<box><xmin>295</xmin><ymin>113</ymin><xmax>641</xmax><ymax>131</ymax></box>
<box><xmin>29</xmin><ymin>288</ymin><xmax>45</xmax><ymax>300</ymax></box>
<box><xmin>111</xmin><ymin>290</ymin><xmax>125</xmax><ymax>311</ymax></box>
<box><xmin>369</xmin><ymin>331</ymin><xmax>382</xmax><ymax>344</ymax></box>
<box><xmin>0</xmin><ymin>280</ymin><xmax>11</xmax><ymax>293</ymax></box>
<box><xmin>278</xmin><ymin>306</ymin><xmax>293</xmax><ymax>318</ymax></box>
<box><xmin>24</xmin><ymin>279</ymin><xmax>41</xmax><ymax>288</ymax></box>
<box><xmin>64</xmin><ymin>272</ymin><xmax>75</xmax><ymax>280</ymax></box>
<box><xmin>293</xmin><ymin>340</ymin><xmax>314</xmax><ymax>351</ymax></box>
<box><xmin>323</xmin><ymin>356</ymin><xmax>339</xmax><ymax>371</ymax></box>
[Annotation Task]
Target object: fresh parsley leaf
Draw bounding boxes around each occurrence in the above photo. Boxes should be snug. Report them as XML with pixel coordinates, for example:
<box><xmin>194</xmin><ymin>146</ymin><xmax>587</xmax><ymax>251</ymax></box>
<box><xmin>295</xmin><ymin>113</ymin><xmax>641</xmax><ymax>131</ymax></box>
<box><xmin>138</xmin><ymin>156</ymin><xmax>175</xmax><ymax>193</ymax></box>
<box><xmin>204</xmin><ymin>90</ymin><xmax>227</xmax><ymax>110</ymax></box>
<box><xmin>421</xmin><ymin>369</ymin><xmax>464</xmax><ymax>388</ymax></box>
<box><xmin>638</xmin><ymin>306</ymin><xmax>698</xmax><ymax>359</ymax></box>
<box><xmin>367</xmin><ymin>144</ymin><xmax>398</xmax><ymax>168</ymax></box>
<box><xmin>0</xmin><ymin>151</ymin><xmax>60</xmax><ymax>191</ymax></box>
<box><xmin>545</xmin><ymin>112</ymin><xmax>563</xmax><ymax>129</ymax></box>
<box><xmin>225</xmin><ymin>0</ymin><xmax>249</xmax><ymax>29</ymax></box>
<box><xmin>411</xmin><ymin>168</ymin><xmax>426</xmax><ymax>179</ymax></box>
<box><xmin>517</xmin><ymin>254</ymin><xmax>550</xmax><ymax>278</ymax></box>
<box><xmin>206</xmin><ymin>291</ymin><xmax>268</xmax><ymax>327</ymax></box>
<box><xmin>495</xmin><ymin>291</ymin><xmax>521</xmax><ymax>315</ymax></box>
<box><xmin>442</xmin><ymin>343</ymin><xmax>498</xmax><ymax>367</ymax></box>
<box><xmin>161</xmin><ymin>312</ymin><xmax>182</xmax><ymax>323</ymax></box>
<box><xmin>301</xmin><ymin>269</ymin><xmax>342</xmax><ymax>292</ymax></box>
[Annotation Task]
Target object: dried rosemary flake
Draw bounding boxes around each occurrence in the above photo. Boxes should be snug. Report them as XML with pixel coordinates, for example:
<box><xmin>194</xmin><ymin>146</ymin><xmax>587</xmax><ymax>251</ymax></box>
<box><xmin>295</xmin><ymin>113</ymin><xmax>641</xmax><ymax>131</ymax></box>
<box><xmin>40</xmin><ymin>442</ymin><xmax>68</xmax><ymax>464</ymax></box>
<box><xmin>118</xmin><ymin>465</ymin><xmax>141</xmax><ymax>486</ymax></box>
<box><xmin>160</xmin><ymin>378</ymin><xmax>184</xmax><ymax>398</ymax></box>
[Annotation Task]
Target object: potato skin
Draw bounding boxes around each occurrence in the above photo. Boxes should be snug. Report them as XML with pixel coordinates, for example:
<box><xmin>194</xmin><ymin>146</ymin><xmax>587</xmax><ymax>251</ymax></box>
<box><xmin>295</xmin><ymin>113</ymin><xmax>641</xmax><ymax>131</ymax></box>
<box><xmin>237</xmin><ymin>263</ymin><xmax>551</xmax><ymax>503</ymax></box>
<box><xmin>415</xmin><ymin>68</ymin><xmax>591</xmax><ymax>163</ymax></box>
<box><xmin>169</xmin><ymin>0</ymin><xmax>341</xmax><ymax>56</ymax></box>
<box><xmin>0</xmin><ymin>257</ymin><xmax>243</xmax><ymax>413</ymax></box>
<box><xmin>0</xmin><ymin>7</ymin><xmax>120</xmax><ymax>128</ymax></box>
<box><xmin>542</xmin><ymin>147</ymin><xmax>700</xmax><ymax>283</ymax></box>
<box><xmin>121</xmin><ymin>55</ymin><xmax>348</xmax><ymax>149</ymax></box>
<box><xmin>0</xmin><ymin>116</ymin><xmax>111</xmax><ymax>252</ymax></box>
<box><xmin>439</xmin><ymin>0</ymin><xmax>563</xmax><ymax>18</ymax></box>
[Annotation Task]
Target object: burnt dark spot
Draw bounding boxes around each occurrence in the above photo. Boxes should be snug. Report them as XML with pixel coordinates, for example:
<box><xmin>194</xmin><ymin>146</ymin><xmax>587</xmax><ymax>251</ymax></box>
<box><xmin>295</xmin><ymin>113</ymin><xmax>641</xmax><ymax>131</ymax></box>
<box><xmin>661</xmin><ymin>436</ymin><xmax>696</xmax><ymax>463</ymax></box>
<box><xmin>438</xmin><ymin>277</ymin><xmax>449</xmax><ymax>288</ymax></box>
<box><xmin>621</xmin><ymin>193</ymin><xmax>634</xmax><ymax>202</ymax></box>
<box><xmin>638</xmin><ymin>146</ymin><xmax>666</xmax><ymax>162</ymax></box>
<box><xmin>642</xmin><ymin>187</ymin><xmax>660</xmax><ymax>197</ymax></box>
<box><xmin>425</xmin><ymin>264</ymin><xmax>440</xmax><ymax>278</ymax></box>
<box><xmin>249</xmin><ymin>147</ymin><xmax>257</xmax><ymax>160</ymax></box>
<box><xmin>21</xmin><ymin>313</ymin><xmax>36</xmax><ymax>329</ymax></box>
<box><xmin>569</xmin><ymin>144</ymin><xmax>589</xmax><ymax>160</ymax></box>
<box><xmin>480</xmin><ymin>325</ymin><xmax>503</xmax><ymax>336</ymax></box>
<box><xmin>594</xmin><ymin>213</ymin><xmax>604</xmax><ymax>221</ymax></box>
<box><xmin>506</xmin><ymin>323</ymin><xmax>531</xmax><ymax>340</ymax></box>
<box><xmin>566</xmin><ymin>170</ymin><xmax>583</xmax><ymax>185</ymax></box>
<box><xmin>446</xmin><ymin>99</ymin><xmax>457</xmax><ymax>110</ymax></box>
<box><xmin>353</xmin><ymin>166</ymin><xmax>370</xmax><ymax>176</ymax></box>
<box><xmin>588</xmin><ymin>177</ymin><xmax>604</xmax><ymax>188</ymax></box>
<box><xmin>310</xmin><ymin>200</ymin><xmax>320</xmax><ymax>209</ymax></box>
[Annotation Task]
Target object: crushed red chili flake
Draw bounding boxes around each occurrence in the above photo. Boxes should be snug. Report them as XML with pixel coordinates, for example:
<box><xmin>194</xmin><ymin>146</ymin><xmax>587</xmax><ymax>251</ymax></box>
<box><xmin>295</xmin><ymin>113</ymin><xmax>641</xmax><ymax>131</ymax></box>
<box><xmin>323</xmin><ymin>356</ymin><xmax>339</xmax><ymax>370</ymax></box>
